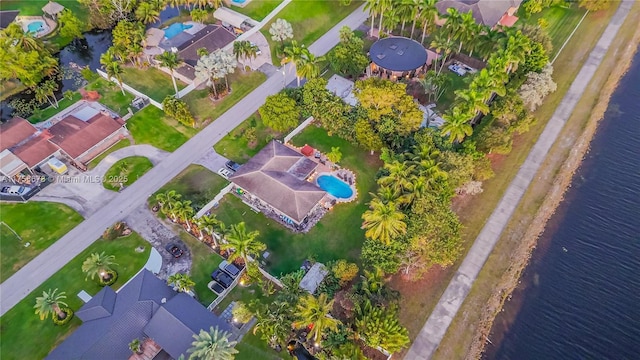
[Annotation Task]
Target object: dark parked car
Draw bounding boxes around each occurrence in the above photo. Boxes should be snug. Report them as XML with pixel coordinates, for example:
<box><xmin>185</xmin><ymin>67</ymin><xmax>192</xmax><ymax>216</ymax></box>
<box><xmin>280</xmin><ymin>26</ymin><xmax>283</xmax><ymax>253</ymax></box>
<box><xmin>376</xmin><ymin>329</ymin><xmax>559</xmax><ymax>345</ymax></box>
<box><xmin>225</xmin><ymin>160</ymin><xmax>241</xmax><ymax>172</ymax></box>
<box><xmin>211</xmin><ymin>269</ymin><xmax>234</xmax><ymax>288</ymax></box>
<box><xmin>208</xmin><ymin>280</ymin><xmax>225</xmax><ymax>295</ymax></box>
<box><xmin>219</xmin><ymin>260</ymin><xmax>241</xmax><ymax>278</ymax></box>
<box><xmin>164</xmin><ymin>243</ymin><xmax>184</xmax><ymax>258</ymax></box>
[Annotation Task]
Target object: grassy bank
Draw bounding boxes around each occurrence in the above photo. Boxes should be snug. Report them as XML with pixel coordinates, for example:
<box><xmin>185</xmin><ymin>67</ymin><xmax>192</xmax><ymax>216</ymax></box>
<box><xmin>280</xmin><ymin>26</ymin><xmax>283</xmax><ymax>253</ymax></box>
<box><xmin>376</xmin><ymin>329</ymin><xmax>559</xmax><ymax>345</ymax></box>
<box><xmin>213</xmin><ymin>112</ymin><xmax>282</xmax><ymax>163</ymax></box>
<box><xmin>121</xmin><ymin>67</ymin><xmax>186</xmax><ymax>103</ymax></box>
<box><xmin>102</xmin><ymin>156</ymin><xmax>154</xmax><ymax>191</ymax></box>
<box><xmin>85</xmin><ymin>78</ymin><xmax>136</xmax><ymax>116</ymax></box>
<box><xmin>0</xmin><ymin>232</ymin><xmax>150</xmax><ymax>359</ymax></box>
<box><xmin>127</xmin><ymin>106</ymin><xmax>196</xmax><ymax>152</ymax></box>
<box><xmin>231</xmin><ymin>0</ymin><xmax>282</xmax><ymax>21</ymax></box>
<box><xmin>0</xmin><ymin>202</ymin><xmax>83</xmax><ymax>282</ymax></box>
<box><xmin>28</xmin><ymin>93</ymin><xmax>83</xmax><ymax>123</ymax></box>
<box><xmin>150</xmin><ymin>164</ymin><xmax>229</xmax><ymax>211</ymax></box>
<box><xmin>428</xmin><ymin>3</ymin><xmax>634</xmax><ymax>359</ymax></box>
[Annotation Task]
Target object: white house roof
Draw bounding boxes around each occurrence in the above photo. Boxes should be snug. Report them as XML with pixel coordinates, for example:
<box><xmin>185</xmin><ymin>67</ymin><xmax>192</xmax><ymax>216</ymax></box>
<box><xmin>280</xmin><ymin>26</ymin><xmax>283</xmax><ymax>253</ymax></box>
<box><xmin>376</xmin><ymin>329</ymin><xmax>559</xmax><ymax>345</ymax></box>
<box><xmin>213</xmin><ymin>7</ymin><xmax>249</xmax><ymax>29</ymax></box>
<box><xmin>299</xmin><ymin>263</ymin><xmax>329</xmax><ymax>294</ymax></box>
<box><xmin>326</xmin><ymin>74</ymin><xmax>358</xmax><ymax>106</ymax></box>
<box><xmin>42</xmin><ymin>1</ymin><xmax>65</xmax><ymax>15</ymax></box>
<box><xmin>0</xmin><ymin>149</ymin><xmax>28</xmax><ymax>177</ymax></box>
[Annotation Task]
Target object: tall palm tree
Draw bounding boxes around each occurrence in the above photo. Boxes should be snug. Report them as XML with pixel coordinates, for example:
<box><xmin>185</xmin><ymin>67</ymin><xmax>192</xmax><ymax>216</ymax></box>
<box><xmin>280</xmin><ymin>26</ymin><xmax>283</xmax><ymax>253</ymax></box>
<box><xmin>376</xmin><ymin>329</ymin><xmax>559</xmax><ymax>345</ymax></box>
<box><xmin>82</xmin><ymin>252</ymin><xmax>117</xmax><ymax>282</ymax></box>
<box><xmin>253</xmin><ymin>301</ymin><xmax>292</xmax><ymax>347</ymax></box>
<box><xmin>193</xmin><ymin>0</ymin><xmax>208</xmax><ymax>8</ymax></box>
<box><xmin>442</xmin><ymin>8</ymin><xmax>463</xmax><ymax>44</ymax></box>
<box><xmin>128</xmin><ymin>43</ymin><xmax>144</xmax><ymax>67</ymax></box>
<box><xmin>34</xmin><ymin>288</ymin><xmax>68</xmax><ymax>320</ymax></box>
<box><xmin>297</xmin><ymin>293</ymin><xmax>340</xmax><ymax>343</ymax></box>
<box><xmin>504</xmin><ymin>30</ymin><xmax>531</xmax><ymax>73</ymax></box>
<box><xmin>296</xmin><ymin>51</ymin><xmax>324</xmax><ymax>85</ymax></box>
<box><xmin>168</xmin><ymin>0</ymin><xmax>183</xmax><ymax>9</ymax></box>
<box><xmin>382</xmin><ymin>8</ymin><xmax>401</xmax><ymax>35</ymax></box>
<box><xmin>379</xmin><ymin>160</ymin><xmax>414</xmax><ymax>193</ymax></box>
<box><xmin>194</xmin><ymin>52</ymin><xmax>226</xmax><ymax>99</ymax></box>
<box><xmin>207</xmin><ymin>0</ymin><xmax>223</xmax><ymax>9</ymax></box>
<box><xmin>2</xmin><ymin>23</ymin><xmax>42</xmax><ymax>51</ymax></box>
<box><xmin>377</xmin><ymin>0</ymin><xmax>392</xmax><ymax>37</ymax></box>
<box><xmin>395</xmin><ymin>0</ymin><xmax>418</xmax><ymax>34</ymax></box>
<box><xmin>196</xmin><ymin>214</ymin><xmax>220</xmax><ymax>246</ymax></box>
<box><xmin>177</xmin><ymin>202</ymin><xmax>195</xmax><ymax>231</ymax></box>
<box><xmin>282</xmin><ymin>41</ymin><xmax>307</xmax><ymax>86</ymax></box>
<box><xmin>188</xmin><ymin>326</ymin><xmax>238</xmax><ymax>360</ymax></box>
<box><xmin>456</xmin><ymin>11</ymin><xmax>479</xmax><ymax>54</ymax></box>
<box><xmin>470</xmin><ymin>68</ymin><xmax>506</xmax><ymax>101</ymax></box>
<box><xmin>441</xmin><ymin>106</ymin><xmax>473</xmax><ymax>143</ymax></box>
<box><xmin>104</xmin><ymin>61</ymin><xmax>125</xmax><ymax>95</ymax></box>
<box><xmin>477</xmin><ymin>27</ymin><xmax>507</xmax><ymax>61</ymax></box>
<box><xmin>430</xmin><ymin>32</ymin><xmax>453</xmax><ymax>74</ymax></box>
<box><xmin>136</xmin><ymin>2</ymin><xmax>160</xmax><ymax>24</ymax></box>
<box><xmin>416</xmin><ymin>0</ymin><xmax>438</xmax><ymax>42</ymax></box>
<box><xmin>157</xmin><ymin>51</ymin><xmax>182</xmax><ymax>97</ymax></box>
<box><xmin>455</xmin><ymin>88</ymin><xmax>490</xmax><ymax>115</ymax></box>
<box><xmin>156</xmin><ymin>190</ymin><xmax>181</xmax><ymax>215</ymax></box>
<box><xmin>34</xmin><ymin>79</ymin><xmax>59</xmax><ymax>109</ymax></box>
<box><xmin>361</xmin><ymin>198</ymin><xmax>407</xmax><ymax>245</ymax></box>
<box><xmin>168</xmin><ymin>272</ymin><xmax>195</xmax><ymax>293</ymax></box>
<box><xmin>220</xmin><ymin>222</ymin><xmax>266</xmax><ymax>264</ymax></box>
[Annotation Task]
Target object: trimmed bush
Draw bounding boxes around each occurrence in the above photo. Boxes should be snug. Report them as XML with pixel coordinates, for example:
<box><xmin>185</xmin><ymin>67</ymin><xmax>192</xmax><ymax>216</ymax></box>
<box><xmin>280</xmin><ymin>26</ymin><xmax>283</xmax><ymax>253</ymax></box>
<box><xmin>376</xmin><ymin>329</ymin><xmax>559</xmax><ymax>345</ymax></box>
<box><xmin>52</xmin><ymin>307</ymin><xmax>74</xmax><ymax>326</ymax></box>
<box><xmin>99</xmin><ymin>269</ymin><xmax>118</xmax><ymax>286</ymax></box>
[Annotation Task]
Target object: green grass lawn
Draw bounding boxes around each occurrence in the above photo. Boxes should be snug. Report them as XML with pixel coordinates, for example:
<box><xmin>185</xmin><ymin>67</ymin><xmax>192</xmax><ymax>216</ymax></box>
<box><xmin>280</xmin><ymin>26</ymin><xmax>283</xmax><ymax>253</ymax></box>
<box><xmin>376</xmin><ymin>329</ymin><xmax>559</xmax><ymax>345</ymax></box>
<box><xmin>236</xmin><ymin>331</ymin><xmax>281</xmax><ymax>360</ymax></box>
<box><xmin>262</xmin><ymin>0</ymin><xmax>364</xmax><ymax>63</ymax></box>
<box><xmin>121</xmin><ymin>67</ymin><xmax>186</xmax><ymax>103</ymax></box>
<box><xmin>85</xmin><ymin>78</ymin><xmax>135</xmax><ymax>116</ymax></box>
<box><xmin>436</xmin><ymin>71</ymin><xmax>473</xmax><ymax>112</ymax></box>
<box><xmin>87</xmin><ymin>138</ymin><xmax>131</xmax><ymax>170</ymax></box>
<box><xmin>102</xmin><ymin>156</ymin><xmax>154</xmax><ymax>191</ymax></box>
<box><xmin>519</xmin><ymin>4</ymin><xmax>587</xmax><ymax>58</ymax></box>
<box><xmin>28</xmin><ymin>93</ymin><xmax>82</xmax><ymax>123</ymax></box>
<box><xmin>214</xmin><ymin>112</ymin><xmax>282</xmax><ymax>163</ymax></box>
<box><xmin>182</xmin><ymin>71</ymin><xmax>267</xmax><ymax>124</ymax></box>
<box><xmin>212</xmin><ymin>125</ymin><xmax>380</xmax><ymax>275</ymax></box>
<box><xmin>177</xmin><ymin>231</ymin><xmax>224</xmax><ymax>306</ymax></box>
<box><xmin>231</xmin><ymin>0</ymin><xmax>282</xmax><ymax>21</ymax></box>
<box><xmin>0</xmin><ymin>232</ymin><xmax>150</xmax><ymax>359</ymax></box>
<box><xmin>0</xmin><ymin>202</ymin><xmax>83</xmax><ymax>282</ymax></box>
<box><xmin>127</xmin><ymin>106</ymin><xmax>196</xmax><ymax>152</ymax></box>
<box><xmin>150</xmin><ymin>164</ymin><xmax>229</xmax><ymax>211</ymax></box>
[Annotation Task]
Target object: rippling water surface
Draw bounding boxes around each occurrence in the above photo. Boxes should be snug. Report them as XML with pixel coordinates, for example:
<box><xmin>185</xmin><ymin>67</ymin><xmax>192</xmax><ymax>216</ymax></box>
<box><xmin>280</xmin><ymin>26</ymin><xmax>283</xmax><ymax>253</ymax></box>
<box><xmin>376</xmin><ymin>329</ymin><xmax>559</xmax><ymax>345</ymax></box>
<box><xmin>484</xmin><ymin>52</ymin><xmax>640</xmax><ymax>360</ymax></box>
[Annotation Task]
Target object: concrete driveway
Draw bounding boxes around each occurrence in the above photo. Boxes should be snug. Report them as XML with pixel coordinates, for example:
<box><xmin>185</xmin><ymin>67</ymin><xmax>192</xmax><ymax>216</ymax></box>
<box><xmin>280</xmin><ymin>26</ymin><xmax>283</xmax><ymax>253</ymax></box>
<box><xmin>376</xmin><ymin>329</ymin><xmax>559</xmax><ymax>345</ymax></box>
<box><xmin>239</xmin><ymin>31</ymin><xmax>272</xmax><ymax>70</ymax></box>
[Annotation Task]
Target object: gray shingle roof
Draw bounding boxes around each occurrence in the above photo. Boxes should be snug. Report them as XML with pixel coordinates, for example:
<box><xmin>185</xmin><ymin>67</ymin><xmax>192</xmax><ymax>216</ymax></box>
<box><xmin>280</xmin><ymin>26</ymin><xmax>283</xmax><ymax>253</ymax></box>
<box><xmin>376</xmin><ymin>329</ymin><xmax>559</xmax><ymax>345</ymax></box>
<box><xmin>47</xmin><ymin>270</ymin><xmax>231</xmax><ymax>360</ymax></box>
<box><xmin>230</xmin><ymin>141</ymin><xmax>326</xmax><ymax>223</ymax></box>
<box><xmin>369</xmin><ymin>37</ymin><xmax>428</xmax><ymax>72</ymax></box>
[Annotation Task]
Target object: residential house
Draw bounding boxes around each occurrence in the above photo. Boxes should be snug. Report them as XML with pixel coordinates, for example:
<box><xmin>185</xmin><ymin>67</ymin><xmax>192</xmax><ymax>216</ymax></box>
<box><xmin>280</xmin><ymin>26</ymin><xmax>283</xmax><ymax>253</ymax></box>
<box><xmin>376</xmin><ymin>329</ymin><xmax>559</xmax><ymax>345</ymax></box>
<box><xmin>435</xmin><ymin>0</ymin><xmax>523</xmax><ymax>28</ymax></box>
<box><xmin>47</xmin><ymin>269</ymin><xmax>232</xmax><ymax>360</ymax></box>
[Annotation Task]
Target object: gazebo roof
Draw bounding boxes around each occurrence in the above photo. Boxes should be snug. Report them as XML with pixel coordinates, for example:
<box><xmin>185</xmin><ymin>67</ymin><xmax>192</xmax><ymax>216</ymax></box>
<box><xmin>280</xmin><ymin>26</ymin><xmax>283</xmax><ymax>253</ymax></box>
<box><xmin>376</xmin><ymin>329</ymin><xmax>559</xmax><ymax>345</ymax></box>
<box><xmin>369</xmin><ymin>36</ymin><xmax>427</xmax><ymax>72</ymax></box>
<box><xmin>145</xmin><ymin>28</ymin><xmax>165</xmax><ymax>48</ymax></box>
<box><xmin>42</xmin><ymin>1</ymin><xmax>65</xmax><ymax>15</ymax></box>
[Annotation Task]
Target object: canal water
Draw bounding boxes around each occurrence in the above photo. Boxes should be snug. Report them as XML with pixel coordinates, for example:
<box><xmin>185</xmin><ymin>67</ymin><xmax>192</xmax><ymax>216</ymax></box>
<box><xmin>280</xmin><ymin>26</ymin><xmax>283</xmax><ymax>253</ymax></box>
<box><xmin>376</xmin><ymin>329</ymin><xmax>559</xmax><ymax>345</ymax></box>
<box><xmin>484</xmin><ymin>52</ymin><xmax>640</xmax><ymax>359</ymax></box>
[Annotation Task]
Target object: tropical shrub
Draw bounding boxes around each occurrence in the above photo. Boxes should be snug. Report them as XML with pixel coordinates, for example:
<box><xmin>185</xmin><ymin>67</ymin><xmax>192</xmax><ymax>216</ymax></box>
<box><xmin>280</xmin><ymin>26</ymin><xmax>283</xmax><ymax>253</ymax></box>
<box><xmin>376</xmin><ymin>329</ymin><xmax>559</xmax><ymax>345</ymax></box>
<box><xmin>163</xmin><ymin>96</ymin><xmax>195</xmax><ymax>127</ymax></box>
<box><xmin>52</xmin><ymin>307</ymin><xmax>74</xmax><ymax>326</ymax></box>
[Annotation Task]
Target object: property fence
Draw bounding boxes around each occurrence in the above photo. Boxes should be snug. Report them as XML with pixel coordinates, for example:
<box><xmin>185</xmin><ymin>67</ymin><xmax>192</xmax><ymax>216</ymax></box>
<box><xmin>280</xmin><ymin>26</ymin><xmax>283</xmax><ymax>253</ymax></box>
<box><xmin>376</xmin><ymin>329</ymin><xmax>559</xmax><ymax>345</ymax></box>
<box><xmin>96</xmin><ymin>69</ymin><xmax>163</xmax><ymax>109</ymax></box>
<box><xmin>284</xmin><ymin>116</ymin><xmax>314</xmax><ymax>143</ymax></box>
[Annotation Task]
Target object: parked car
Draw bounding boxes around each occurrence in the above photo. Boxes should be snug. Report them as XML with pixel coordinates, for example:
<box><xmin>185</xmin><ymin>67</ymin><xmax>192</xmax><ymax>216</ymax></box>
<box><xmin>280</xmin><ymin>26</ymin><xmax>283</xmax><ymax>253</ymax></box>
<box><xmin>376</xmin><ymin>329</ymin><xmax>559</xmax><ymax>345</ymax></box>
<box><xmin>208</xmin><ymin>280</ymin><xmax>225</xmax><ymax>295</ymax></box>
<box><xmin>211</xmin><ymin>269</ymin><xmax>234</xmax><ymax>288</ymax></box>
<box><xmin>164</xmin><ymin>243</ymin><xmax>184</xmax><ymax>258</ymax></box>
<box><xmin>0</xmin><ymin>186</ymin><xmax>30</xmax><ymax>196</ymax></box>
<box><xmin>225</xmin><ymin>160</ymin><xmax>241</xmax><ymax>172</ymax></box>
<box><xmin>219</xmin><ymin>260</ymin><xmax>241</xmax><ymax>278</ymax></box>
<box><xmin>218</xmin><ymin>168</ymin><xmax>233</xmax><ymax>179</ymax></box>
<box><xmin>250</xmin><ymin>42</ymin><xmax>262</xmax><ymax>55</ymax></box>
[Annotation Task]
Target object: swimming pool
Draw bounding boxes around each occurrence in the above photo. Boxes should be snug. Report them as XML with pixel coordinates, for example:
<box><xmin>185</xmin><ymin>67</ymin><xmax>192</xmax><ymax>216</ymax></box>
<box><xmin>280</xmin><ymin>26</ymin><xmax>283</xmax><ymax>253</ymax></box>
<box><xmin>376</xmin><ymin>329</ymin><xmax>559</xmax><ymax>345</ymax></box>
<box><xmin>317</xmin><ymin>175</ymin><xmax>353</xmax><ymax>199</ymax></box>
<box><xmin>27</xmin><ymin>21</ymin><xmax>44</xmax><ymax>33</ymax></box>
<box><xmin>164</xmin><ymin>23</ymin><xmax>193</xmax><ymax>39</ymax></box>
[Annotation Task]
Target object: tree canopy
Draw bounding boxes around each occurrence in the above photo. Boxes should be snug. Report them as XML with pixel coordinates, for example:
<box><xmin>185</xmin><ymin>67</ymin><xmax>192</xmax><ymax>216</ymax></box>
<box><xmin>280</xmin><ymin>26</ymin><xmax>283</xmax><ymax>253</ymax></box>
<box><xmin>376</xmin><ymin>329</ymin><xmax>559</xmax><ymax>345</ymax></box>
<box><xmin>259</xmin><ymin>93</ymin><xmax>300</xmax><ymax>132</ymax></box>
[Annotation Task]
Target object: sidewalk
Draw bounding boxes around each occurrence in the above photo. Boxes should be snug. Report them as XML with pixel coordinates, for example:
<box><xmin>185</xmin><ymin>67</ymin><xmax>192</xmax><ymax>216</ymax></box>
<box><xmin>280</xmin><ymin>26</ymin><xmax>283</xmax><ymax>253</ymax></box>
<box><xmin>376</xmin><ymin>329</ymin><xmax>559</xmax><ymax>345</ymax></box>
<box><xmin>0</xmin><ymin>4</ymin><xmax>369</xmax><ymax>316</ymax></box>
<box><xmin>404</xmin><ymin>1</ymin><xmax>635</xmax><ymax>358</ymax></box>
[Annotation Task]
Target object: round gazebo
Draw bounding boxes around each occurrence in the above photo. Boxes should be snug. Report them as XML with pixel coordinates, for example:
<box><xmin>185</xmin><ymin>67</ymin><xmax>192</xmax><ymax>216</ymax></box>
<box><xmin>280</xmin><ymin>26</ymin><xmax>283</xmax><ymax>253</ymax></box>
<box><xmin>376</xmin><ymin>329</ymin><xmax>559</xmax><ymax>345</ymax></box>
<box><xmin>368</xmin><ymin>36</ymin><xmax>428</xmax><ymax>79</ymax></box>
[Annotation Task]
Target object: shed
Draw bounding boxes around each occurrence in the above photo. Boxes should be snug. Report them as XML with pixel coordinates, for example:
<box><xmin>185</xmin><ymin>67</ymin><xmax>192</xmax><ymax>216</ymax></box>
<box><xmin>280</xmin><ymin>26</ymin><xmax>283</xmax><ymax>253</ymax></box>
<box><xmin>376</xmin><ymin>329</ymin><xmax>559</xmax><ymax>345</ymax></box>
<box><xmin>145</xmin><ymin>28</ymin><xmax>165</xmax><ymax>48</ymax></box>
<box><xmin>300</xmin><ymin>144</ymin><xmax>314</xmax><ymax>157</ymax></box>
<box><xmin>0</xmin><ymin>149</ymin><xmax>28</xmax><ymax>178</ymax></box>
<box><xmin>42</xmin><ymin>1</ymin><xmax>65</xmax><ymax>18</ymax></box>
<box><xmin>213</xmin><ymin>7</ymin><xmax>249</xmax><ymax>29</ymax></box>
<box><xmin>299</xmin><ymin>262</ymin><xmax>328</xmax><ymax>294</ymax></box>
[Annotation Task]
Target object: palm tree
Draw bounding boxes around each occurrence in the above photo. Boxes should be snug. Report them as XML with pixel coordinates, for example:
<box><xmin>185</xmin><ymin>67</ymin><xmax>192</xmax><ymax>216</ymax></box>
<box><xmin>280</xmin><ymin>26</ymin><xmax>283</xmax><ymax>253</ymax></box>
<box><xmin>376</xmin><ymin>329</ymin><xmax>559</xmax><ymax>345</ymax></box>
<box><xmin>34</xmin><ymin>80</ymin><xmax>59</xmax><ymax>109</ymax></box>
<box><xmin>2</xmin><ymin>23</ymin><xmax>42</xmax><ymax>51</ymax></box>
<box><xmin>168</xmin><ymin>272</ymin><xmax>195</xmax><ymax>293</ymax></box>
<box><xmin>442</xmin><ymin>8</ymin><xmax>463</xmax><ymax>44</ymax></box>
<box><xmin>156</xmin><ymin>190</ymin><xmax>181</xmax><ymax>214</ymax></box>
<box><xmin>361</xmin><ymin>198</ymin><xmax>407</xmax><ymax>245</ymax></box>
<box><xmin>296</xmin><ymin>51</ymin><xmax>324</xmax><ymax>85</ymax></box>
<box><xmin>379</xmin><ymin>160</ymin><xmax>414</xmax><ymax>193</ymax></box>
<box><xmin>196</xmin><ymin>214</ymin><xmax>220</xmax><ymax>246</ymax></box>
<box><xmin>441</xmin><ymin>106</ymin><xmax>474</xmax><ymax>143</ymax></box>
<box><xmin>455</xmin><ymin>88</ymin><xmax>490</xmax><ymax>115</ymax></box>
<box><xmin>504</xmin><ymin>30</ymin><xmax>531</xmax><ymax>73</ymax></box>
<box><xmin>168</xmin><ymin>0</ymin><xmax>184</xmax><ymax>9</ymax></box>
<box><xmin>220</xmin><ymin>222</ymin><xmax>266</xmax><ymax>264</ymax></box>
<box><xmin>188</xmin><ymin>326</ymin><xmax>238</xmax><ymax>360</ymax></box>
<box><xmin>104</xmin><ymin>61</ymin><xmax>125</xmax><ymax>95</ymax></box>
<box><xmin>82</xmin><ymin>252</ymin><xmax>117</xmax><ymax>282</ymax></box>
<box><xmin>360</xmin><ymin>267</ymin><xmax>385</xmax><ymax>298</ymax></box>
<box><xmin>193</xmin><ymin>0</ymin><xmax>208</xmax><ymax>8</ymax></box>
<box><xmin>456</xmin><ymin>11</ymin><xmax>479</xmax><ymax>54</ymax></box>
<box><xmin>470</xmin><ymin>68</ymin><xmax>506</xmax><ymax>101</ymax></box>
<box><xmin>281</xmin><ymin>41</ymin><xmax>307</xmax><ymax>86</ymax></box>
<box><xmin>377</xmin><ymin>0</ymin><xmax>392</xmax><ymax>37</ymax></box>
<box><xmin>477</xmin><ymin>27</ymin><xmax>507</xmax><ymax>61</ymax></box>
<box><xmin>129</xmin><ymin>43</ymin><xmax>144</xmax><ymax>68</ymax></box>
<box><xmin>364</xmin><ymin>0</ymin><xmax>384</xmax><ymax>36</ymax></box>
<box><xmin>395</xmin><ymin>0</ymin><xmax>417</xmax><ymax>34</ymax></box>
<box><xmin>178</xmin><ymin>203</ymin><xmax>195</xmax><ymax>231</ymax></box>
<box><xmin>296</xmin><ymin>293</ymin><xmax>340</xmax><ymax>342</ymax></box>
<box><xmin>34</xmin><ymin>288</ymin><xmax>68</xmax><ymax>320</ymax></box>
<box><xmin>157</xmin><ymin>51</ymin><xmax>182</xmax><ymax>97</ymax></box>
<box><xmin>197</xmin><ymin>47</ymin><xmax>209</xmax><ymax>57</ymax></box>
<box><xmin>382</xmin><ymin>8</ymin><xmax>401</xmax><ymax>35</ymax></box>
<box><xmin>430</xmin><ymin>32</ymin><xmax>453</xmax><ymax>74</ymax></box>
<box><xmin>136</xmin><ymin>2</ymin><xmax>160</xmax><ymax>24</ymax></box>
<box><xmin>208</xmin><ymin>0</ymin><xmax>223</xmax><ymax>9</ymax></box>
<box><xmin>253</xmin><ymin>301</ymin><xmax>292</xmax><ymax>347</ymax></box>
<box><xmin>171</xmin><ymin>199</ymin><xmax>192</xmax><ymax>225</ymax></box>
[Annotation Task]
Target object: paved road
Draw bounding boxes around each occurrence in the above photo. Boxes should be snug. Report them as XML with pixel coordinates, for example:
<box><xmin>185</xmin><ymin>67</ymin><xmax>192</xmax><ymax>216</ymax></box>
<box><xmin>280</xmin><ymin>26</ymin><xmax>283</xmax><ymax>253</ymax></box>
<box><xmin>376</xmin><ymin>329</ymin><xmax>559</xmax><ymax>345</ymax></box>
<box><xmin>404</xmin><ymin>1</ymin><xmax>635</xmax><ymax>358</ymax></box>
<box><xmin>0</xmin><ymin>4</ymin><xmax>368</xmax><ymax>316</ymax></box>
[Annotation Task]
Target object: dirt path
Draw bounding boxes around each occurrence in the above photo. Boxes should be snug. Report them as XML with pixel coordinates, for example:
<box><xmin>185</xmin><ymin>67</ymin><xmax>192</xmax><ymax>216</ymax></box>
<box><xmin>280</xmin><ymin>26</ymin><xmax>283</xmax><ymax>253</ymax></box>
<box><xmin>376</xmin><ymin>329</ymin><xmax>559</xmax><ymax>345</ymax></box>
<box><xmin>466</xmin><ymin>19</ymin><xmax>640</xmax><ymax>360</ymax></box>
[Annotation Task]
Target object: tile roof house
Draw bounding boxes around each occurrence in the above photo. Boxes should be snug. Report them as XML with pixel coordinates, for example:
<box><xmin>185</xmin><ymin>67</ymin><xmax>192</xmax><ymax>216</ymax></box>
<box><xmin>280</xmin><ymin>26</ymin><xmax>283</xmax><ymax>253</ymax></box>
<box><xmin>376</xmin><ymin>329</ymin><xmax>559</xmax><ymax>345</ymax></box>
<box><xmin>229</xmin><ymin>140</ymin><xmax>327</xmax><ymax>225</ymax></box>
<box><xmin>435</xmin><ymin>0</ymin><xmax>523</xmax><ymax>28</ymax></box>
<box><xmin>0</xmin><ymin>117</ymin><xmax>60</xmax><ymax>170</ymax></box>
<box><xmin>47</xmin><ymin>269</ymin><xmax>232</xmax><ymax>360</ymax></box>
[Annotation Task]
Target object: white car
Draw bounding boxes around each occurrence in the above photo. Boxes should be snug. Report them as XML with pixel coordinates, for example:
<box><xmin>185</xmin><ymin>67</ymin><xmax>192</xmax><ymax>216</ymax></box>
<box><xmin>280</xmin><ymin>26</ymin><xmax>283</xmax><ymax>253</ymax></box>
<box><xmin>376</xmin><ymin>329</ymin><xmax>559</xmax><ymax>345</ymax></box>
<box><xmin>218</xmin><ymin>168</ymin><xmax>233</xmax><ymax>179</ymax></box>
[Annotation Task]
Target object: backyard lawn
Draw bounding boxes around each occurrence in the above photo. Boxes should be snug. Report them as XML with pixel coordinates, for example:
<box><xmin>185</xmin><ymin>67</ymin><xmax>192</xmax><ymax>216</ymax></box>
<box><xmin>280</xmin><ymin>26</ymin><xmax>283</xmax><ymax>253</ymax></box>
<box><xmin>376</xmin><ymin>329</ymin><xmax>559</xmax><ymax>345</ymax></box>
<box><xmin>519</xmin><ymin>4</ymin><xmax>587</xmax><ymax>58</ymax></box>
<box><xmin>0</xmin><ymin>232</ymin><xmax>150</xmax><ymax>359</ymax></box>
<box><xmin>121</xmin><ymin>67</ymin><xmax>186</xmax><ymax>103</ymax></box>
<box><xmin>85</xmin><ymin>78</ymin><xmax>136</xmax><ymax>116</ymax></box>
<box><xmin>28</xmin><ymin>93</ymin><xmax>83</xmax><ymax>123</ymax></box>
<box><xmin>87</xmin><ymin>138</ymin><xmax>131</xmax><ymax>169</ymax></box>
<box><xmin>0</xmin><ymin>202</ymin><xmax>83</xmax><ymax>282</ymax></box>
<box><xmin>211</xmin><ymin>125</ymin><xmax>380</xmax><ymax>275</ymax></box>
<box><xmin>262</xmin><ymin>0</ymin><xmax>364</xmax><ymax>63</ymax></box>
<box><xmin>435</xmin><ymin>71</ymin><xmax>473</xmax><ymax>112</ymax></box>
<box><xmin>150</xmin><ymin>164</ymin><xmax>229</xmax><ymax>211</ymax></box>
<box><xmin>214</xmin><ymin>112</ymin><xmax>282</xmax><ymax>163</ymax></box>
<box><xmin>127</xmin><ymin>106</ymin><xmax>196</xmax><ymax>152</ymax></box>
<box><xmin>232</xmin><ymin>0</ymin><xmax>282</xmax><ymax>21</ymax></box>
<box><xmin>1</xmin><ymin>0</ymin><xmax>89</xmax><ymax>21</ymax></box>
<box><xmin>102</xmin><ymin>156</ymin><xmax>154</xmax><ymax>191</ymax></box>
<box><xmin>177</xmin><ymin>231</ymin><xmax>224</xmax><ymax>306</ymax></box>
<box><xmin>182</xmin><ymin>71</ymin><xmax>266</xmax><ymax>124</ymax></box>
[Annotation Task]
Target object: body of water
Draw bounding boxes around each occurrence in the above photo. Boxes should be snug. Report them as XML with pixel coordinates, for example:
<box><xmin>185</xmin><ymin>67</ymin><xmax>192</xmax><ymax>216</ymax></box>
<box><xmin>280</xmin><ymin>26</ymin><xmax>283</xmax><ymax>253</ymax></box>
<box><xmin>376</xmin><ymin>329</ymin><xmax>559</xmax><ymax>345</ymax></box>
<box><xmin>484</xmin><ymin>52</ymin><xmax>640</xmax><ymax>359</ymax></box>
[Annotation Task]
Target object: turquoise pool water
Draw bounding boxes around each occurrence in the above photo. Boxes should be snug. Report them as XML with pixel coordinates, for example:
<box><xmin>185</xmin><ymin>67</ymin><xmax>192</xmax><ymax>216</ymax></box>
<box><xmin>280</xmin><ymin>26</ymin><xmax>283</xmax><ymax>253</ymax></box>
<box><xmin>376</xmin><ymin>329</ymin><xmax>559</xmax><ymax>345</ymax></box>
<box><xmin>317</xmin><ymin>175</ymin><xmax>353</xmax><ymax>199</ymax></box>
<box><xmin>232</xmin><ymin>0</ymin><xmax>246</xmax><ymax>3</ymax></box>
<box><xmin>164</xmin><ymin>23</ymin><xmax>193</xmax><ymax>39</ymax></box>
<box><xmin>27</xmin><ymin>21</ymin><xmax>44</xmax><ymax>33</ymax></box>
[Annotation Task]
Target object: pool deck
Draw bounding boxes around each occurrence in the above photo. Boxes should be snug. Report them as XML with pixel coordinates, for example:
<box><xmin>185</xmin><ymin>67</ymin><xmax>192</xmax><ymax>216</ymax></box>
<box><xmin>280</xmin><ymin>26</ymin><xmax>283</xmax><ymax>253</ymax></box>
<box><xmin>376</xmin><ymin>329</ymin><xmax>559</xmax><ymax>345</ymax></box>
<box><xmin>16</xmin><ymin>16</ymin><xmax>56</xmax><ymax>38</ymax></box>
